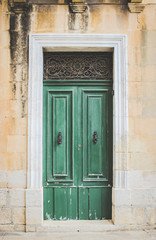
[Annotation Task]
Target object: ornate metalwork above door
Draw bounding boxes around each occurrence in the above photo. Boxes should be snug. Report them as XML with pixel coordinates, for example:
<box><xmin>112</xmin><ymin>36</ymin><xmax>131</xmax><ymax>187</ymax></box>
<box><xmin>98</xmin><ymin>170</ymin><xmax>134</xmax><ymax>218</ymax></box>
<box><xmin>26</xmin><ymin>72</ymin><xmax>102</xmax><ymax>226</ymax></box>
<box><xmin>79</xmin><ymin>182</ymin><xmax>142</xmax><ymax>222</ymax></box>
<box><xmin>43</xmin><ymin>52</ymin><xmax>113</xmax><ymax>80</ymax></box>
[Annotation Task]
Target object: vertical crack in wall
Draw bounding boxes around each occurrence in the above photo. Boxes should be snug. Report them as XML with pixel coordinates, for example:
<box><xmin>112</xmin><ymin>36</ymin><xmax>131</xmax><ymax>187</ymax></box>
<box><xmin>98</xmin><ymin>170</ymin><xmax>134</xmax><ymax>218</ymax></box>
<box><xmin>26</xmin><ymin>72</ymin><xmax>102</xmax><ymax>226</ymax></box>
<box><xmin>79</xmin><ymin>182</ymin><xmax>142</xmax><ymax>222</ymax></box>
<box><xmin>9</xmin><ymin>3</ymin><xmax>31</xmax><ymax>118</ymax></box>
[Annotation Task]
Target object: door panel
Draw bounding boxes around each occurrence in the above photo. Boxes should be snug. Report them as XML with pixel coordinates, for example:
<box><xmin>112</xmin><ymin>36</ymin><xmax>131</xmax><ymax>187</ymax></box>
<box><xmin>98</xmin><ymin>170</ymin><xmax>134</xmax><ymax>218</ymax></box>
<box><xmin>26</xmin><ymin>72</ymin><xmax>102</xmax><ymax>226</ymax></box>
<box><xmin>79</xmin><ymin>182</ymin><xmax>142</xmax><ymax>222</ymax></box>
<box><xmin>78</xmin><ymin>187</ymin><xmax>112</xmax><ymax>220</ymax></box>
<box><xmin>82</xmin><ymin>89</ymin><xmax>109</xmax><ymax>182</ymax></box>
<box><xmin>53</xmin><ymin>96</ymin><xmax>68</xmax><ymax>177</ymax></box>
<box><xmin>79</xmin><ymin>188</ymin><xmax>89</xmax><ymax>220</ymax></box>
<box><xmin>54</xmin><ymin>188</ymin><xmax>77</xmax><ymax>220</ymax></box>
<box><xmin>44</xmin><ymin>86</ymin><xmax>112</xmax><ymax>220</ymax></box>
<box><xmin>88</xmin><ymin>96</ymin><xmax>103</xmax><ymax>176</ymax></box>
<box><xmin>45</xmin><ymin>89</ymin><xmax>75</xmax><ymax>182</ymax></box>
<box><xmin>44</xmin><ymin>187</ymin><xmax>77</xmax><ymax>220</ymax></box>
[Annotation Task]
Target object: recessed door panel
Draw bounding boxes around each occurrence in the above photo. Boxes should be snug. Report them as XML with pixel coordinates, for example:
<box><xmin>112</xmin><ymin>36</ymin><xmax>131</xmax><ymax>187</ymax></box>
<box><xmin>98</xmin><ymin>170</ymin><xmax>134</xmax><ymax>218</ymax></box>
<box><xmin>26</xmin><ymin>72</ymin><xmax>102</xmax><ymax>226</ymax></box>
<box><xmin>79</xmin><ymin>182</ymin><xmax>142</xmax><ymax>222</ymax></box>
<box><xmin>88</xmin><ymin>96</ymin><xmax>103</xmax><ymax>176</ymax></box>
<box><xmin>45</xmin><ymin>89</ymin><xmax>74</xmax><ymax>182</ymax></box>
<box><xmin>53</xmin><ymin>96</ymin><xmax>68</xmax><ymax>176</ymax></box>
<box><xmin>82</xmin><ymin>89</ymin><xmax>109</xmax><ymax>182</ymax></box>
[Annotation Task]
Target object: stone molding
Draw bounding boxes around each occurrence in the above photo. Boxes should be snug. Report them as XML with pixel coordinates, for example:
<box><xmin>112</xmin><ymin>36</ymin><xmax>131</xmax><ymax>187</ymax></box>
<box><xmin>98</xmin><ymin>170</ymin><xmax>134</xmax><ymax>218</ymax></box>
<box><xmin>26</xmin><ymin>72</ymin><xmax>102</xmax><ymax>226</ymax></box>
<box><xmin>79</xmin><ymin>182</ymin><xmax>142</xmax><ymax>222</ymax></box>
<box><xmin>28</xmin><ymin>33</ymin><xmax>128</xmax><ymax>226</ymax></box>
<box><xmin>69</xmin><ymin>0</ymin><xmax>87</xmax><ymax>13</ymax></box>
<box><xmin>128</xmin><ymin>0</ymin><xmax>145</xmax><ymax>13</ymax></box>
<box><xmin>9</xmin><ymin>0</ymin><xmax>30</xmax><ymax>13</ymax></box>
<box><xmin>28</xmin><ymin>33</ymin><xmax>128</xmax><ymax>189</ymax></box>
<box><xmin>69</xmin><ymin>2</ymin><xmax>87</xmax><ymax>13</ymax></box>
<box><xmin>9</xmin><ymin>0</ymin><xmax>145</xmax><ymax>14</ymax></box>
<box><xmin>130</xmin><ymin>0</ymin><xmax>143</xmax><ymax>2</ymax></box>
<box><xmin>128</xmin><ymin>2</ymin><xmax>145</xmax><ymax>13</ymax></box>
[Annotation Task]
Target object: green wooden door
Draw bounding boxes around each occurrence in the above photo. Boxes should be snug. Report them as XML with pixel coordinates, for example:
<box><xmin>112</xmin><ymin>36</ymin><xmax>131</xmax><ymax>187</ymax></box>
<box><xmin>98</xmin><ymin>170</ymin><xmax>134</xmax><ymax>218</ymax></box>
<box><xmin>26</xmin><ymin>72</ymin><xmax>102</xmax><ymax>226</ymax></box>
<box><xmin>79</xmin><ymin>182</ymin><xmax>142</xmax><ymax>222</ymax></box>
<box><xmin>43</xmin><ymin>86</ymin><xmax>112</xmax><ymax>220</ymax></box>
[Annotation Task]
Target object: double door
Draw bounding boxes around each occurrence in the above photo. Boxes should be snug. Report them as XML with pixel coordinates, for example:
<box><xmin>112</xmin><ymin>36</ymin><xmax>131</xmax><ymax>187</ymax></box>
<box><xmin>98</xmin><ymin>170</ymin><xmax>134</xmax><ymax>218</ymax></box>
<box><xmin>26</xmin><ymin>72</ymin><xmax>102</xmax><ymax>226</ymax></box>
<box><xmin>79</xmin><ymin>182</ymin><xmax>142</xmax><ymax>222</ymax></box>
<box><xmin>43</xmin><ymin>85</ymin><xmax>112</xmax><ymax>220</ymax></box>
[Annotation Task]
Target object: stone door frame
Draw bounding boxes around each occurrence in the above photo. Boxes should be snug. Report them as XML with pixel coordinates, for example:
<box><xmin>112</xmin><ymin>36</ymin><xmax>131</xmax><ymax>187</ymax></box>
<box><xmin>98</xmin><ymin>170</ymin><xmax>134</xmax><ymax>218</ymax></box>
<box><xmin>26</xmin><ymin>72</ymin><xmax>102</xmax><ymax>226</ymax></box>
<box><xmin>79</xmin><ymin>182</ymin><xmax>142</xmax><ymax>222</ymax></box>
<box><xmin>27</xmin><ymin>33</ymin><xmax>128</xmax><ymax>231</ymax></box>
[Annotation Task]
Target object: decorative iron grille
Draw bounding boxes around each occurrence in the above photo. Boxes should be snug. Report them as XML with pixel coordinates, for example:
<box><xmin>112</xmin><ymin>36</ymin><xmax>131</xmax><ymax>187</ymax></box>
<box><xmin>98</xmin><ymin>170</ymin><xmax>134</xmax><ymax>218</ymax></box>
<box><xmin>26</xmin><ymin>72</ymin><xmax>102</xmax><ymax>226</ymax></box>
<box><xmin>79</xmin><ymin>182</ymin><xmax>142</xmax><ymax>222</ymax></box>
<box><xmin>43</xmin><ymin>52</ymin><xmax>113</xmax><ymax>80</ymax></box>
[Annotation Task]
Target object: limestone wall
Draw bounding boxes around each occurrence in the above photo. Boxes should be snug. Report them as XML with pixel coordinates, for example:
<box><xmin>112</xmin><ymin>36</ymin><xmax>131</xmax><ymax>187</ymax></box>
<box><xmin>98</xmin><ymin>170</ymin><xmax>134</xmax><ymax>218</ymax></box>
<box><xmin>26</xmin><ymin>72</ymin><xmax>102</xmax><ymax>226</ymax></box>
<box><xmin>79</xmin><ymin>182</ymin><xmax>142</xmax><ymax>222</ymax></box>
<box><xmin>0</xmin><ymin>0</ymin><xmax>156</xmax><ymax>231</ymax></box>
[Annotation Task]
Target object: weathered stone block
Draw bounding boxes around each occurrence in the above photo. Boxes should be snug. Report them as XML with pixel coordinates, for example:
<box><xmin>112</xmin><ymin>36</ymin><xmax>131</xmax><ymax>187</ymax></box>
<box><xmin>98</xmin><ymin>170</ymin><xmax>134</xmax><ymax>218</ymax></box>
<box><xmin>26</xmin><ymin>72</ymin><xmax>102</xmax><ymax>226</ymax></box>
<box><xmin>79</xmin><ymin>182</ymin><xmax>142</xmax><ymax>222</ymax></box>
<box><xmin>7</xmin><ymin>135</ymin><xmax>26</xmax><ymax>153</ymax></box>
<box><xmin>128</xmin><ymin>31</ymin><xmax>142</xmax><ymax>47</ymax></box>
<box><xmin>128</xmin><ymin>152</ymin><xmax>156</xmax><ymax>171</ymax></box>
<box><xmin>128</xmin><ymin>47</ymin><xmax>141</xmax><ymax>66</ymax></box>
<box><xmin>127</xmin><ymin>171</ymin><xmax>156</xmax><ymax>188</ymax></box>
<box><xmin>12</xmin><ymin>208</ymin><xmax>25</xmax><ymax>224</ymax></box>
<box><xmin>26</xmin><ymin>189</ymin><xmax>42</xmax><ymax>207</ymax></box>
<box><xmin>141</xmin><ymin>83</ymin><xmax>156</xmax><ymax>100</ymax></box>
<box><xmin>134</xmin><ymin>118</ymin><xmax>156</xmax><ymax>140</ymax></box>
<box><xmin>26</xmin><ymin>207</ymin><xmax>42</xmax><ymax>225</ymax></box>
<box><xmin>0</xmin><ymin>208</ymin><xmax>12</xmax><ymax>224</ymax></box>
<box><xmin>0</xmin><ymin>153</ymin><xmax>8</xmax><ymax>171</ymax></box>
<box><xmin>127</xmin><ymin>171</ymin><xmax>144</xmax><ymax>188</ymax></box>
<box><xmin>143</xmin><ymin>5</ymin><xmax>156</xmax><ymax>30</ymax></box>
<box><xmin>128</xmin><ymin>65</ymin><xmax>141</xmax><ymax>82</ymax></box>
<box><xmin>26</xmin><ymin>225</ymin><xmax>36</xmax><ymax>232</ymax></box>
<box><xmin>0</xmin><ymin>189</ymin><xmax>8</xmax><ymax>206</ymax></box>
<box><xmin>141</xmin><ymin>47</ymin><xmax>156</xmax><ymax>65</ymax></box>
<box><xmin>128</xmin><ymin>136</ymin><xmax>147</xmax><ymax>154</ymax></box>
<box><xmin>146</xmin><ymin>207</ymin><xmax>156</xmax><ymax>225</ymax></box>
<box><xmin>128</xmin><ymin>15</ymin><xmax>138</xmax><ymax>31</ymax></box>
<box><xmin>131</xmin><ymin>189</ymin><xmax>156</xmax><ymax>206</ymax></box>
<box><xmin>10</xmin><ymin>189</ymin><xmax>25</xmax><ymax>207</ymax></box>
<box><xmin>0</xmin><ymin>29</ymin><xmax>9</xmax><ymax>48</ymax></box>
<box><xmin>142</xmin><ymin>99</ymin><xmax>156</xmax><ymax>117</ymax></box>
<box><xmin>141</xmin><ymin>65</ymin><xmax>156</xmax><ymax>83</ymax></box>
<box><xmin>142</xmin><ymin>30</ymin><xmax>156</xmax><ymax>48</ymax></box>
<box><xmin>0</xmin><ymin>48</ymin><xmax>10</xmax><ymax>65</ymax></box>
<box><xmin>32</xmin><ymin>5</ymin><xmax>68</xmax><ymax>33</ymax></box>
<box><xmin>0</xmin><ymin>224</ymin><xmax>14</xmax><ymax>231</ymax></box>
<box><xmin>112</xmin><ymin>188</ymin><xmax>131</xmax><ymax>206</ymax></box>
<box><xmin>8</xmin><ymin>171</ymin><xmax>26</xmax><ymax>188</ymax></box>
<box><xmin>113</xmin><ymin>206</ymin><xmax>145</xmax><ymax>225</ymax></box>
<box><xmin>142</xmin><ymin>172</ymin><xmax>156</xmax><ymax>188</ymax></box>
<box><xmin>14</xmin><ymin>224</ymin><xmax>26</xmax><ymax>232</ymax></box>
<box><xmin>8</xmin><ymin>152</ymin><xmax>26</xmax><ymax>171</ymax></box>
<box><xmin>0</xmin><ymin>171</ymin><xmax>7</xmax><ymax>188</ymax></box>
<box><xmin>8</xmin><ymin>117</ymin><xmax>27</xmax><ymax>135</ymax></box>
<box><xmin>129</xmin><ymin>82</ymin><xmax>141</xmax><ymax>99</ymax></box>
<box><xmin>129</xmin><ymin>99</ymin><xmax>142</xmax><ymax>117</ymax></box>
<box><xmin>0</xmin><ymin>65</ymin><xmax>10</xmax><ymax>82</ymax></box>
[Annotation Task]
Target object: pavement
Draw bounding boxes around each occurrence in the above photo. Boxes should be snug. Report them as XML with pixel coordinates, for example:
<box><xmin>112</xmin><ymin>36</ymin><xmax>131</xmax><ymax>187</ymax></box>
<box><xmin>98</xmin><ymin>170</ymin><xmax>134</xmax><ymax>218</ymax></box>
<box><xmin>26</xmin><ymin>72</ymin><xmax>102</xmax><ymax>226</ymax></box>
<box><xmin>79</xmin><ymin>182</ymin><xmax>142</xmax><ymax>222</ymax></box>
<box><xmin>0</xmin><ymin>230</ymin><xmax>156</xmax><ymax>240</ymax></box>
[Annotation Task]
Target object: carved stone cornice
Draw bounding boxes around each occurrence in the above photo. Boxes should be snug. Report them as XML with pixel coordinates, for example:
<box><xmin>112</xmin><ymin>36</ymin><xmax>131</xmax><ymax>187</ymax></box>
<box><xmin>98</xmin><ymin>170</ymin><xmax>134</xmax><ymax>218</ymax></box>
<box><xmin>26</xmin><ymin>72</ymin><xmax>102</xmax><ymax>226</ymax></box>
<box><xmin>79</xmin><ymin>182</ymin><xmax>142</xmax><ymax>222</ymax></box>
<box><xmin>130</xmin><ymin>0</ymin><xmax>143</xmax><ymax>2</ymax></box>
<box><xmin>9</xmin><ymin>0</ymin><xmax>30</xmax><ymax>14</ymax></box>
<box><xmin>128</xmin><ymin>0</ymin><xmax>145</xmax><ymax>13</ymax></box>
<box><xmin>69</xmin><ymin>3</ymin><xmax>87</xmax><ymax>13</ymax></box>
<box><xmin>69</xmin><ymin>0</ymin><xmax>87</xmax><ymax>13</ymax></box>
<box><xmin>128</xmin><ymin>2</ymin><xmax>145</xmax><ymax>13</ymax></box>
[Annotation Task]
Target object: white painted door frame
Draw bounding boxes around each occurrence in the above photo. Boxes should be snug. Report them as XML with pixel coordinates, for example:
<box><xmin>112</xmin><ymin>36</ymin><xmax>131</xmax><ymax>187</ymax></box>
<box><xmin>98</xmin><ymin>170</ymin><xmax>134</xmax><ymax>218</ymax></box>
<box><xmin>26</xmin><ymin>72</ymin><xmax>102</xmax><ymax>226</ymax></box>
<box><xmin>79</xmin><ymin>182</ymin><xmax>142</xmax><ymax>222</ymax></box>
<box><xmin>27</xmin><ymin>33</ymin><xmax>128</xmax><ymax>230</ymax></box>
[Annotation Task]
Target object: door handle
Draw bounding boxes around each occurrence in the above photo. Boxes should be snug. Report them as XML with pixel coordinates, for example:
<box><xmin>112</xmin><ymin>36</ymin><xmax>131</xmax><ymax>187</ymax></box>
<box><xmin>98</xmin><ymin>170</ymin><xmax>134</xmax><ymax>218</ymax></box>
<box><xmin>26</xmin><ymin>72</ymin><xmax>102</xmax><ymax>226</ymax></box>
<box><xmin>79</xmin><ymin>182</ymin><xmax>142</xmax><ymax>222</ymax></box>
<box><xmin>58</xmin><ymin>132</ymin><xmax>62</xmax><ymax>144</ymax></box>
<box><xmin>93</xmin><ymin>131</ymin><xmax>98</xmax><ymax>144</ymax></box>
